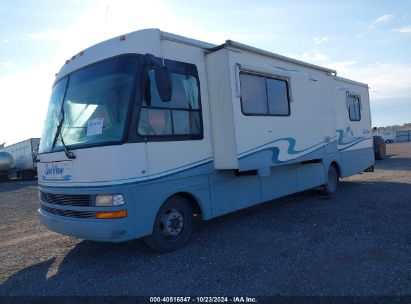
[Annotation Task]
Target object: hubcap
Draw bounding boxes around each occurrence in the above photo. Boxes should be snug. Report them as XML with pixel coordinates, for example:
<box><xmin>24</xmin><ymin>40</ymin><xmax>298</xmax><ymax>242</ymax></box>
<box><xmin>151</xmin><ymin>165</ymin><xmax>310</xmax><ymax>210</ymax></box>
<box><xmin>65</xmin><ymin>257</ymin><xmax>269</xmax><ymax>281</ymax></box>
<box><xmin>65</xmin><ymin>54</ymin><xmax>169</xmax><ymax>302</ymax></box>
<box><xmin>160</xmin><ymin>208</ymin><xmax>184</xmax><ymax>237</ymax></box>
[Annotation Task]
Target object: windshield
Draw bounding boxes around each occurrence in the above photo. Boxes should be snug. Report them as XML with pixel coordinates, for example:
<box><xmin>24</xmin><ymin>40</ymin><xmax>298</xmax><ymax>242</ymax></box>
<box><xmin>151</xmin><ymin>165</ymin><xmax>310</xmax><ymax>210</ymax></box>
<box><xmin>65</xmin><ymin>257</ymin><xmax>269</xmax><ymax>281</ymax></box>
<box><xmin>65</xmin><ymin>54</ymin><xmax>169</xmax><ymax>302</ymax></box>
<box><xmin>39</xmin><ymin>55</ymin><xmax>140</xmax><ymax>153</ymax></box>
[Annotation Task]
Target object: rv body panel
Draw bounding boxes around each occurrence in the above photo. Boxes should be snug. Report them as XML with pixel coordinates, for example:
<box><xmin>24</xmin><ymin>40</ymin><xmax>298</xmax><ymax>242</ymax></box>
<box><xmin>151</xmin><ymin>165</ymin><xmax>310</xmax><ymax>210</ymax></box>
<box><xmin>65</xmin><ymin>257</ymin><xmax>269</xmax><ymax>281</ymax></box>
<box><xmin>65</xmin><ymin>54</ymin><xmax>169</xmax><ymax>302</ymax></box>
<box><xmin>37</xmin><ymin>143</ymin><xmax>148</xmax><ymax>186</ymax></box>
<box><xmin>331</xmin><ymin>77</ymin><xmax>373</xmax><ymax>177</ymax></box>
<box><xmin>206</xmin><ymin>47</ymin><xmax>336</xmax><ymax>172</ymax></box>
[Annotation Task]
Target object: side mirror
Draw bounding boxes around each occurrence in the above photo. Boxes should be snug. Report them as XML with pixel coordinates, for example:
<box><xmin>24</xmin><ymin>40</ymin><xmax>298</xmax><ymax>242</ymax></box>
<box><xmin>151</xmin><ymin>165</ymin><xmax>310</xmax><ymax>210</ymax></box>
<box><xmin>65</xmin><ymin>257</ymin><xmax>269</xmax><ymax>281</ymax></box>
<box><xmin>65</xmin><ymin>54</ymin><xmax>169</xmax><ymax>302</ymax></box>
<box><xmin>154</xmin><ymin>66</ymin><xmax>172</xmax><ymax>102</ymax></box>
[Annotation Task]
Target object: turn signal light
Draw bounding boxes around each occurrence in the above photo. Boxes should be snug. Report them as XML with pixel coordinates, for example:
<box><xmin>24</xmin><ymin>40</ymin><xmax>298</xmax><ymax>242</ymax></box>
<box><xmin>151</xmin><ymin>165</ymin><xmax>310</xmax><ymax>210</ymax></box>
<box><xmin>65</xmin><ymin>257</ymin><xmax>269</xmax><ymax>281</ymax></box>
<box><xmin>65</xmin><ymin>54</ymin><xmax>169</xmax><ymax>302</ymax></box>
<box><xmin>95</xmin><ymin>210</ymin><xmax>127</xmax><ymax>219</ymax></box>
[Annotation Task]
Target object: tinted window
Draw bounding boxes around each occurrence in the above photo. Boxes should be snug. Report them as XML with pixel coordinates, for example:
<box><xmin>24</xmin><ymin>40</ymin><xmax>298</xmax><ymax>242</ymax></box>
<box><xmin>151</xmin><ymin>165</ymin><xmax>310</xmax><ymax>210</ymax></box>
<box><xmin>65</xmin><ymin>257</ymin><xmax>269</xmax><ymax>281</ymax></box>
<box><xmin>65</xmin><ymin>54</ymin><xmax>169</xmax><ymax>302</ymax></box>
<box><xmin>143</xmin><ymin>71</ymin><xmax>200</xmax><ymax>110</ymax></box>
<box><xmin>240</xmin><ymin>73</ymin><xmax>267</xmax><ymax>114</ymax></box>
<box><xmin>240</xmin><ymin>72</ymin><xmax>290</xmax><ymax>116</ymax></box>
<box><xmin>348</xmin><ymin>94</ymin><xmax>361</xmax><ymax>121</ymax></box>
<box><xmin>267</xmin><ymin>78</ymin><xmax>289</xmax><ymax>115</ymax></box>
<box><xmin>39</xmin><ymin>56</ymin><xmax>140</xmax><ymax>153</ymax></box>
<box><xmin>138</xmin><ymin>64</ymin><xmax>202</xmax><ymax>138</ymax></box>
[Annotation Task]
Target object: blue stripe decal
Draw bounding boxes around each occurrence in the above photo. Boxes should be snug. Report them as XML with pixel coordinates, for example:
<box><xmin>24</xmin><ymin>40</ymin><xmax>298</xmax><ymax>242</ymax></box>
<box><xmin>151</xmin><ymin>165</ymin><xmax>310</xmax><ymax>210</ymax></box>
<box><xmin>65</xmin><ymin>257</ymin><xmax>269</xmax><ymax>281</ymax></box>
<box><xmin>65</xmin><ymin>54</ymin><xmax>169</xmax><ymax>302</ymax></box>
<box><xmin>239</xmin><ymin>140</ymin><xmax>336</xmax><ymax>164</ymax></box>
<box><xmin>238</xmin><ymin>137</ymin><xmax>334</xmax><ymax>158</ymax></box>
<box><xmin>40</xmin><ymin>157</ymin><xmax>213</xmax><ymax>185</ymax></box>
<box><xmin>42</xmin><ymin>175</ymin><xmax>72</xmax><ymax>182</ymax></box>
<box><xmin>336</xmin><ymin>128</ymin><xmax>370</xmax><ymax>151</ymax></box>
<box><xmin>336</xmin><ymin>129</ymin><xmax>365</xmax><ymax>145</ymax></box>
<box><xmin>40</xmin><ymin>130</ymin><xmax>369</xmax><ymax>188</ymax></box>
<box><xmin>338</xmin><ymin>138</ymin><xmax>370</xmax><ymax>151</ymax></box>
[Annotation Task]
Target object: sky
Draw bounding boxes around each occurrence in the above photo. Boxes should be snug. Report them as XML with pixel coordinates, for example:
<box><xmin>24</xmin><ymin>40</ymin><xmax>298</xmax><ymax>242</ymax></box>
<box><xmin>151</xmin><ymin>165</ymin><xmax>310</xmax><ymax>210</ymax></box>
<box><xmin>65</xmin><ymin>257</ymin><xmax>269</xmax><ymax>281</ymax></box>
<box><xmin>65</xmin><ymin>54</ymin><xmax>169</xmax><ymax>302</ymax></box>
<box><xmin>0</xmin><ymin>0</ymin><xmax>410</xmax><ymax>145</ymax></box>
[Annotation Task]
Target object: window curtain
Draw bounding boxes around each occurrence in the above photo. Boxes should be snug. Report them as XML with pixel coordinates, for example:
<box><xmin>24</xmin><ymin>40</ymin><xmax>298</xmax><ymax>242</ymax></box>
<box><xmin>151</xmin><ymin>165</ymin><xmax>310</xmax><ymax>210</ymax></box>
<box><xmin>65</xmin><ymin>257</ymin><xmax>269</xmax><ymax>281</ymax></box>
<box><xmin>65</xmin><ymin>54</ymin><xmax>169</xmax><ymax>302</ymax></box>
<box><xmin>182</xmin><ymin>77</ymin><xmax>199</xmax><ymax>109</ymax></box>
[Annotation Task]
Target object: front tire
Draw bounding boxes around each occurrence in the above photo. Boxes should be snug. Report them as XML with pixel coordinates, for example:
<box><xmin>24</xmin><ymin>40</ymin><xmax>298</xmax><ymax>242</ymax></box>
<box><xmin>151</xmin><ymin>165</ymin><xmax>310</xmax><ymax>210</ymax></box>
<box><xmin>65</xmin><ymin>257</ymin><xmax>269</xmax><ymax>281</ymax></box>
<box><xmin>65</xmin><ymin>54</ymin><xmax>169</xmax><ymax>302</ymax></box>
<box><xmin>324</xmin><ymin>164</ymin><xmax>339</xmax><ymax>195</ymax></box>
<box><xmin>144</xmin><ymin>195</ymin><xmax>193</xmax><ymax>252</ymax></box>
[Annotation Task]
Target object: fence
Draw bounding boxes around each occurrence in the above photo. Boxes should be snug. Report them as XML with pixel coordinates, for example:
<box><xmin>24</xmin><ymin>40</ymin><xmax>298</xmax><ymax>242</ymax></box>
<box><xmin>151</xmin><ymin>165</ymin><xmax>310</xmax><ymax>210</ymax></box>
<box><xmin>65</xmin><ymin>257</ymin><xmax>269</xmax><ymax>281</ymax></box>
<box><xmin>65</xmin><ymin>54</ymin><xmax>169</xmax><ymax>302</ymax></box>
<box><xmin>395</xmin><ymin>130</ymin><xmax>411</xmax><ymax>142</ymax></box>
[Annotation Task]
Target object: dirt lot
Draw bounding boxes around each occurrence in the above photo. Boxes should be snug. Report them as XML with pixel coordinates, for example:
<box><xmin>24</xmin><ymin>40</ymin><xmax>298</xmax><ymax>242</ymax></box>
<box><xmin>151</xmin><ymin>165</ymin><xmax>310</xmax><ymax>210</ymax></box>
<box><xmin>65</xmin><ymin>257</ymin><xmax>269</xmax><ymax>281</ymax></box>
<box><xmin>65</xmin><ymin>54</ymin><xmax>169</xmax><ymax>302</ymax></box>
<box><xmin>0</xmin><ymin>143</ymin><xmax>410</xmax><ymax>296</ymax></box>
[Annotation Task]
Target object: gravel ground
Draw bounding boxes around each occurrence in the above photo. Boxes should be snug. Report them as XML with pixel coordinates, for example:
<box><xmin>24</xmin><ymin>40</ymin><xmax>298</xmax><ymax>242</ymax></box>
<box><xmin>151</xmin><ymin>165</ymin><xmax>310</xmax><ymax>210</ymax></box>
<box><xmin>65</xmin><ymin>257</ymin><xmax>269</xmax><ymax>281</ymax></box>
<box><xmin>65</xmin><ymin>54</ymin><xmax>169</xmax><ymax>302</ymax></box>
<box><xmin>0</xmin><ymin>143</ymin><xmax>410</xmax><ymax>296</ymax></box>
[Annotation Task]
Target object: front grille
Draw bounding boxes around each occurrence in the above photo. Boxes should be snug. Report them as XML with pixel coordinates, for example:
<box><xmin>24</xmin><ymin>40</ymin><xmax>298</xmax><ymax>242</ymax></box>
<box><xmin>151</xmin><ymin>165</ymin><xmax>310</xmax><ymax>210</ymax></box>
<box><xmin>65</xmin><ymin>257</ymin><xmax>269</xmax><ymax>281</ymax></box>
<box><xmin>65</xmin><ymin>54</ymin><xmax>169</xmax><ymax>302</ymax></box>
<box><xmin>40</xmin><ymin>192</ymin><xmax>93</xmax><ymax>207</ymax></box>
<box><xmin>41</xmin><ymin>205</ymin><xmax>95</xmax><ymax>219</ymax></box>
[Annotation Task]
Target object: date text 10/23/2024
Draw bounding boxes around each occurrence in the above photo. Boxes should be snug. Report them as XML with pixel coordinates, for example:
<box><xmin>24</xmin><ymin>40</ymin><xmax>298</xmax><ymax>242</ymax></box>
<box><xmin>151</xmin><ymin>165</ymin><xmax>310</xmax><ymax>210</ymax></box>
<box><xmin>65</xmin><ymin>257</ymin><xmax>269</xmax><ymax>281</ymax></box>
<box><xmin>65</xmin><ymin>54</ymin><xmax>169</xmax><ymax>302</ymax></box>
<box><xmin>149</xmin><ymin>297</ymin><xmax>258</xmax><ymax>303</ymax></box>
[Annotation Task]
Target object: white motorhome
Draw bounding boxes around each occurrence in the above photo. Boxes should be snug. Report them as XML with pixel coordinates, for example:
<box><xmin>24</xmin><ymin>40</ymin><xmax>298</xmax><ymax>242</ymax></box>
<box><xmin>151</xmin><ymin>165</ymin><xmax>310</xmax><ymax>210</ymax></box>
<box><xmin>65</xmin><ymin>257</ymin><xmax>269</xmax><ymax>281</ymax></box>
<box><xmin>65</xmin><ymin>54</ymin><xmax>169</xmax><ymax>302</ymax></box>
<box><xmin>37</xmin><ymin>29</ymin><xmax>374</xmax><ymax>251</ymax></box>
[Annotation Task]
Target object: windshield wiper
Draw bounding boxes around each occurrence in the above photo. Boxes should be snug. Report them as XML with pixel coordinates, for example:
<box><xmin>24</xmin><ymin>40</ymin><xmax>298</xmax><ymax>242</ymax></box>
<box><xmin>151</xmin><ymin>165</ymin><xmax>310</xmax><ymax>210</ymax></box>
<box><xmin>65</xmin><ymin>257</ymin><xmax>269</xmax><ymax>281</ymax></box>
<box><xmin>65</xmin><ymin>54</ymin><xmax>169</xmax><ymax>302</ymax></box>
<box><xmin>51</xmin><ymin>108</ymin><xmax>76</xmax><ymax>160</ymax></box>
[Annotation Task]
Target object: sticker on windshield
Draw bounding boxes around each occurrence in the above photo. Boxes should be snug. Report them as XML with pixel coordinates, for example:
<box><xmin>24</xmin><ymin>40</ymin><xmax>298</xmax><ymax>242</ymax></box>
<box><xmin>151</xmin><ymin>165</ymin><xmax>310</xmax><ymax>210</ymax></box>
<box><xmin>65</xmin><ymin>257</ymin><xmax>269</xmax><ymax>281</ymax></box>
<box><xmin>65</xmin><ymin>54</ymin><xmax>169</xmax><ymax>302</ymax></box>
<box><xmin>86</xmin><ymin>117</ymin><xmax>103</xmax><ymax>136</ymax></box>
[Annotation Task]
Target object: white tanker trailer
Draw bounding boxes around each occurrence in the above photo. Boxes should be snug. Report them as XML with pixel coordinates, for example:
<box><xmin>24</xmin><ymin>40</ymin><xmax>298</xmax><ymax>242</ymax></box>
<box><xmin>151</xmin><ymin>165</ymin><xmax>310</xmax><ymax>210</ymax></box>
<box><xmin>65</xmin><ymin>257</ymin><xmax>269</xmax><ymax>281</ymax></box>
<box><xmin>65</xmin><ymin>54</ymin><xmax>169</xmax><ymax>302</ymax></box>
<box><xmin>0</xmin><ymin>139</ymin><xmax>40</xmax><ymax>180</ymax></box>
<box><xmin>0</xmin><ymin>143</ymin><xmax>14</xmax><ymax>180</ymax></box>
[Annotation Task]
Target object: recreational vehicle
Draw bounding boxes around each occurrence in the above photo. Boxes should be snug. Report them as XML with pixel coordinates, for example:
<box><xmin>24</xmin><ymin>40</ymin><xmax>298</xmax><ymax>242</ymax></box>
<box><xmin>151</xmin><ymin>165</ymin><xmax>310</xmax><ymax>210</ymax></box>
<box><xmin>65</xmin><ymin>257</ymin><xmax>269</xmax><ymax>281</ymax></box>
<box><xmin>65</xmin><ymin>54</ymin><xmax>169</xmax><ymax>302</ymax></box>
<box><xmin>37</xmin><ymin>29</ymin><xmax>374</xmax><ymax>251</ymax></box>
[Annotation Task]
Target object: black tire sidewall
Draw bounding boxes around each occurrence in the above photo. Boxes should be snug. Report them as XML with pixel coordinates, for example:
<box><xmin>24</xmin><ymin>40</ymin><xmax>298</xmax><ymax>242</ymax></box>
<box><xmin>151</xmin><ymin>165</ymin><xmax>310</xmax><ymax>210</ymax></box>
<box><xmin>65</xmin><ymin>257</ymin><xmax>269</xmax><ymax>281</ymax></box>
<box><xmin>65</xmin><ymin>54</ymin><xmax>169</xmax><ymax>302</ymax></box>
<box><xmin>324</xmin><ymin>165</ymin><xmax>338</xmax><ymax>195</ymax></box>
<box><xmin>145</xmin><ymin>196</ymin><xmax>193</xmax><ymax>252</ymax></box>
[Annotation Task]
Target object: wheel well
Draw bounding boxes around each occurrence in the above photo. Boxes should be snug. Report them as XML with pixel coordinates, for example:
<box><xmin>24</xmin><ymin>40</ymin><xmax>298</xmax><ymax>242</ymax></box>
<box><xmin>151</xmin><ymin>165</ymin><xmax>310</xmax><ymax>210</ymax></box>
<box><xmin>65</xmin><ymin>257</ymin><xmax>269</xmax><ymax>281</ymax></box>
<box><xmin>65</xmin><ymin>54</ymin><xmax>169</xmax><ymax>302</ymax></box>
<box><xmin>330</xmin><ymin>161</ymin><xmax>341</xmax><ymax>178</ymax></box>
<box><xmin>171</xmin><ymin>192</ymin><xmax>203</xmax><ymax>219</ymax></box>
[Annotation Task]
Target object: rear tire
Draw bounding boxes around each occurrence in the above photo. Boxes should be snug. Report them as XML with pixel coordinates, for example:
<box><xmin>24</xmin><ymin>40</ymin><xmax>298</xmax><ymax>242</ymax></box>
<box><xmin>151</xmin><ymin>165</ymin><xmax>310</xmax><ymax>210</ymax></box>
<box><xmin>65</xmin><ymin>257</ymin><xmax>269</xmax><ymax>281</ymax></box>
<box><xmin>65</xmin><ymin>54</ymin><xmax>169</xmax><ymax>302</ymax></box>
<box><xmin>144</xmin><ymin>195</ymin><xmax>193</xmax><ymax>252</ymax></box>
<box><xmin>375</xmin><ymin>142</ymin><xmax>386</xmax><ymax>160</ymax></box>
<box><xmin>324</xmin><ymin>164</ymin><xmax>339</xmax><ymax>195</ymax></box>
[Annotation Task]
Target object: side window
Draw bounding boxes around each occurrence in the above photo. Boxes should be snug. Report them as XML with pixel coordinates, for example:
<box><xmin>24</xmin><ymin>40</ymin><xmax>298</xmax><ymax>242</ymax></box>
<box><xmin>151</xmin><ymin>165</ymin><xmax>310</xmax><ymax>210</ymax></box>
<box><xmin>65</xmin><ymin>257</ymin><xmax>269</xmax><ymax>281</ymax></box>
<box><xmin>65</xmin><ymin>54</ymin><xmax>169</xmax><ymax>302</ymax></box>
<box><xmin>347</xmin><ymin>94</ymin><xmax>361</xmax><ymax>121</ymax></box>
<box><xmin>240</xmin><ymin>72</ymin><xmax>290</xmax><ymax>116</ymax></box>
<box><xmin>138</xmin><ymin>64</ymin><xmax>202</xmax><ymax>139</ymax></box>
<box><xmin>240</xmin><ymin>74</ymin><xmax>267</xmax><ymax>114</ymax></box>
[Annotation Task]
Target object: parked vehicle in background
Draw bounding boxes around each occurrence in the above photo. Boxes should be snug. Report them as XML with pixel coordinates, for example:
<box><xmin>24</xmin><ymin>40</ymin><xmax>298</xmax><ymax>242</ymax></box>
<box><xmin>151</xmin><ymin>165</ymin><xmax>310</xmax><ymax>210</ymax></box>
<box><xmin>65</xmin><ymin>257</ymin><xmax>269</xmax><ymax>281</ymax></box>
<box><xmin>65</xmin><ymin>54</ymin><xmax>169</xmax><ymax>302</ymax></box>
<box><xmin>373</xmin><ymin>136</ymin><xmax>386</xmax><ymax>160</ymax></box>
<box><xmin>373</xmin><ymin>130</ymin><xmax>396</xmax><ymax>143</ymax></box>
<box><xmin>4</xmin><ymin>138</ymin><xmax>40</xmax><ymax>180</ymax></box>
<box><xmin>37</xmin><ymin>29</ymin><xmax>374</xmax><ymax>251</ymax></box>
<box><xmin>0</xmin><ymin>143</ymin><xmax>13</xmax><ymax>180</ymax></box>
<box><xmin>395</xmin><ymin>130</ymin><xmax>411</xmax><ymax>143</ymax></box>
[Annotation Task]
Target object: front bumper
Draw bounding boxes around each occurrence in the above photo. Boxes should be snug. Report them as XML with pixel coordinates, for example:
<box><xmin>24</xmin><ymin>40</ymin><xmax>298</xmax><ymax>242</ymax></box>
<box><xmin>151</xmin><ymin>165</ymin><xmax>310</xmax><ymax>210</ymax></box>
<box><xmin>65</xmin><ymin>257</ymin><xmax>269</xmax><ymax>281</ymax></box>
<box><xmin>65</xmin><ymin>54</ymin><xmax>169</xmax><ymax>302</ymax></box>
<box><xmin>38</xmin><ymin>207</ymin><xmax>134</xmax><ymax>243</ymax></box>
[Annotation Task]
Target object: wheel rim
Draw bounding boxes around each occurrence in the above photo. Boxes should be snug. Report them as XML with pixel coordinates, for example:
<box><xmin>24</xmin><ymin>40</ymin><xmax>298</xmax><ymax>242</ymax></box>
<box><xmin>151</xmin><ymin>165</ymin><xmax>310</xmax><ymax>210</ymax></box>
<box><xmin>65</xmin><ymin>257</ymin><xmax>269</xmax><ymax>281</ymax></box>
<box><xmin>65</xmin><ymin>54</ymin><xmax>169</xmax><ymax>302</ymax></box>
<box><xmin>160</xmin><ymin>208</ymin><xmax>184</xmax><ymax>238</ymax></box>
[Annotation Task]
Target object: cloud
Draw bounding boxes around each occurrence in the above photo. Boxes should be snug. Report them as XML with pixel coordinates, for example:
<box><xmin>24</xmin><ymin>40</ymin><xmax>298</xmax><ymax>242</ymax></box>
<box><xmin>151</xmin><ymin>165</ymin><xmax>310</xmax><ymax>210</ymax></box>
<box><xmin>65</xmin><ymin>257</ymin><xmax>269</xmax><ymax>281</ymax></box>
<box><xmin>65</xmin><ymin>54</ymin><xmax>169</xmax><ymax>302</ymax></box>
<box><xmin>328</xmin><ymin>60</ymin><xmax>357</xmax><ymax>72</ymax></box>
<box><xmin>0</xmin><ymin>60</ymin><xmax>13</xmax><ymax>68</ymax></box>
<box><xmin>287</xmin><ymin>51</ymin><xmax>411</xmax><ymax>103</ymax></box>
<box><xmin>299</xmin><ymin>52</ymin><xmax>329</xmax><ymax>61</ymax></box>
<box><xmin>29</xmin><ymin>29</ymin><xmax>67</xmax><ymax>41</ymax></box>
<box><xmin>374</xmin><ymin>14</ymin><xmax>394</xmax><ymax>23</ymax></box>
<box><xmin>313</xmin><ymin>36</ymin><xmax>329</xmax><ymax>45</ymax></box>
<box><xmin>0</xmin><ymin>64</ymin><xmax>56</xmax><ymax>144</ymax></box>
<box><xmin>3</xmin><ymin>39</ymin><xmax>10</xmax><ymax>43</ymax></box>
<box><xmin>28</xmin><ymin>0</ymin><xmax>227</xmax><ymax>62</ymax></box>
<box><xmin>338</xmin><ymin>63</ymin><xmax>411</xmax><ymax>101</ymax></box>
<box><xmin>393</xmin><ymin>26</ymin><xmax>411</xmax><ymax>33</ymax></box>
<box><xmin>369</xmin><ymin>14</ymin><xmax>394</xmax><ymax>29</ymax></box>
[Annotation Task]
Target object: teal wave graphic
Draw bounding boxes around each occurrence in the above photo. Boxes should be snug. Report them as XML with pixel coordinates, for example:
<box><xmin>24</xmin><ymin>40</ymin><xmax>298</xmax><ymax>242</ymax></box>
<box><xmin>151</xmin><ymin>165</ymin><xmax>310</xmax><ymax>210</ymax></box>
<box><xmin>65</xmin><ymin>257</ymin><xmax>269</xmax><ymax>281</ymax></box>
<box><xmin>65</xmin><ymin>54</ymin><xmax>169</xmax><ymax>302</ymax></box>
<box><xmin>239</xmin><ymin>137</ymin><xmax>327</xmax><ymax>163</ymax></box>
<box><xmin>336</xmin><ymin>129</ymin><xmax>364</xmax><ymax>145</ymax></box>
<box><xmin>336</xmin><ymin>128</ymin><xmax>370</xmax><ymax>151</ymax></box>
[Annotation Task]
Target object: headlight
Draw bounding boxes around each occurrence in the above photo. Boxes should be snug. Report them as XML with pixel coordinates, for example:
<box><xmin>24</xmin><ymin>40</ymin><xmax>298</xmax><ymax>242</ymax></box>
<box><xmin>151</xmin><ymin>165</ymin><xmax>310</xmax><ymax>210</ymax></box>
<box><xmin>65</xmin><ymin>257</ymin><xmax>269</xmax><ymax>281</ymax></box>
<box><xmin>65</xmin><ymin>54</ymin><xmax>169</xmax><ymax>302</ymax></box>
<box><xmin>95</xmin><ymin>194</ymin><xmax>125</xmax><ymax>206</ymax></box>
<box><xmin>112</xmin><ymin>194</ymin><xmax>125</xmax><ymax>206</ymax></box>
